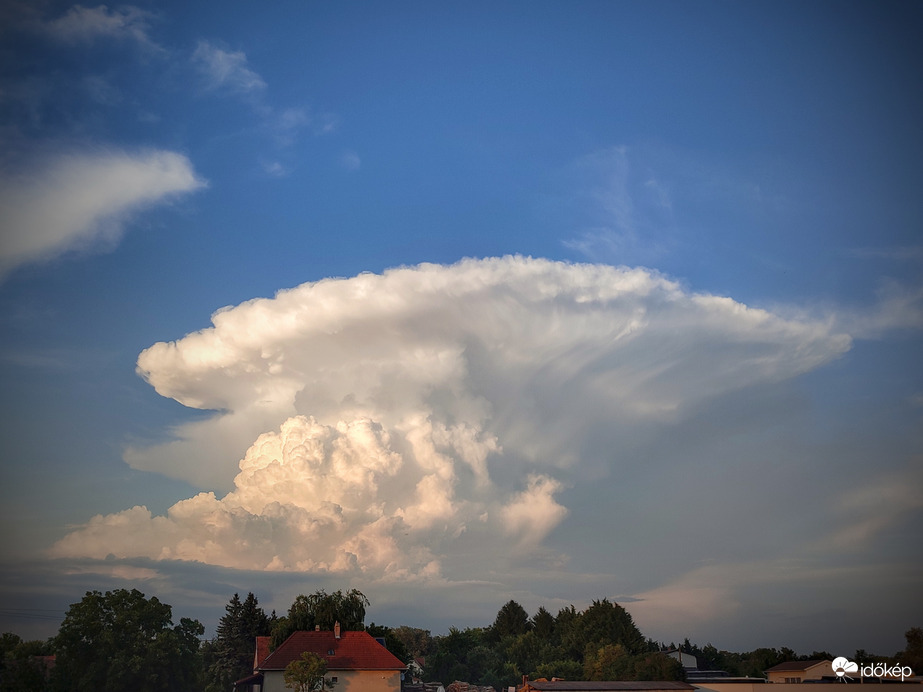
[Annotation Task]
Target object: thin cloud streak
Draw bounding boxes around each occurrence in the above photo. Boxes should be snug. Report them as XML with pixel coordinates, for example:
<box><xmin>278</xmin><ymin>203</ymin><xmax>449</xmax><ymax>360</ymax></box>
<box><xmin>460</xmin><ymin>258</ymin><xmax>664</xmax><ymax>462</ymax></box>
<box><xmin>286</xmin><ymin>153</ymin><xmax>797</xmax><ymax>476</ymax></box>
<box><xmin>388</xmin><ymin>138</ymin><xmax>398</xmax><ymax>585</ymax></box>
<box><xmin>42</xmin><ymin>4</ymin><xmax>163</xmax><ymax>52</ymax></box>
<box><xmin>192</xmin><ymin>40</ymin><xmax>267</xmax><ymax>95</ymax></box>
<box><xmin>0</xmin><ymin>148</ymin><xmax>206</xmax><ymax>277</ymax></box>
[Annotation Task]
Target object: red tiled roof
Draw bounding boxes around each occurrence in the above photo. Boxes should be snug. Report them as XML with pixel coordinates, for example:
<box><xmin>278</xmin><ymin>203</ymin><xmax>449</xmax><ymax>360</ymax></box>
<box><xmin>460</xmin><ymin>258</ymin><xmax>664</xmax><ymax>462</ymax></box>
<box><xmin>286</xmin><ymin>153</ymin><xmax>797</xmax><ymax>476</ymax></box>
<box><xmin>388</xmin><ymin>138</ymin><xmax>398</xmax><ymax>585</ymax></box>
<box><xmin>259</xmin><ymin>630</ymin><xmax>406</xmax><ymax>672</ymax></box>
<box><xmin>254</xmin><ymin>636</ymin><xmax>271</xmax><ymax>669</ymax></box>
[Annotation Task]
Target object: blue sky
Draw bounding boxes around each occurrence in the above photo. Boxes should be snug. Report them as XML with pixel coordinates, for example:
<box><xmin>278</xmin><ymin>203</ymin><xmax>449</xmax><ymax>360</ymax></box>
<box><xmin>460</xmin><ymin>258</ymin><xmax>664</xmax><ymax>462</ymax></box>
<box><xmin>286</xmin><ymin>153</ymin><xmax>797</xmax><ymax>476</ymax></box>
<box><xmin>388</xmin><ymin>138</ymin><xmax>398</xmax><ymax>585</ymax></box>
<box><xmin>1</xmin><ymin>0</ymin><xmax>921</xmax><ymax>656</ymax></box>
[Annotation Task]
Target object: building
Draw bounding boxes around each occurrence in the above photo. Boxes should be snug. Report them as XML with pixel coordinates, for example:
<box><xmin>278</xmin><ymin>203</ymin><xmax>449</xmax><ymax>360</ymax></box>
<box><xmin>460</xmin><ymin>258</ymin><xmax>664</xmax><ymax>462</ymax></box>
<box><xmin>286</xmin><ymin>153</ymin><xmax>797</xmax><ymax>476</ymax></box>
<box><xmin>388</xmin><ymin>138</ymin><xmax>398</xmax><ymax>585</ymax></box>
<box><xmin>764</xmin><ymin>661</ymin><xmax>832</xmax><ymax>683</ymax></box>
<box><xmin>520</xmin><ymin>681</ymin><xmax>696</xmax><ymax>692</ymax></box>
<box><xmin>666</xmin><ymin>650</ymin><xmax>699</xmax><ymax>670</ymax></box>
<box><xmin>234</xmin><ymin>622</ymin><xmax>406</xmax><ymax>692</ymax></box>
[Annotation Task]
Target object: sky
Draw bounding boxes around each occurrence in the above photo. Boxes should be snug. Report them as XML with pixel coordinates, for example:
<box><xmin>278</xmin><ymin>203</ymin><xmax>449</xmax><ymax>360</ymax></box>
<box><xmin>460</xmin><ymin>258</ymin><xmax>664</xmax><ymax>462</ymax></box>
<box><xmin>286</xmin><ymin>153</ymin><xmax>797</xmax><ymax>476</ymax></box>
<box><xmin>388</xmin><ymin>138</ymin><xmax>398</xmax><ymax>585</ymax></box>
<box><xmin>0</xmin><ymin>0</ymin><xmax>921</xmax><ymax>659</ymax></box>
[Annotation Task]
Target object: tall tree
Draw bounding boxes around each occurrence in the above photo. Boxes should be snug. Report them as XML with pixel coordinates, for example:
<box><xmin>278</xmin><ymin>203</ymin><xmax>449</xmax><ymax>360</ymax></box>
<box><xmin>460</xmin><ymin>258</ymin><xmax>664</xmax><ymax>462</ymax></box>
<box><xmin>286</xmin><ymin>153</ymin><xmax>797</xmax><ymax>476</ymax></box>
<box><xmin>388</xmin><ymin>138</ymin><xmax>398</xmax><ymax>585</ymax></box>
<box><xmin>490</xmin><ymin>600</ymin><xmax>532</xmax><ymax>640</ymax></box>
<box><xmin>205</xmin><ymin>592</ymin><xmax>271</xmax><ymax>692</ymax></box>
<box><xmin>390</xmin><ymin>626</ymin><xmax>433</xmax><ymax>659</ymax></box>
<box><xmin>52</xmin><ymin>588</ymin><xmax>203</xmax><ymax>692</ymax></box>
<box><xmin>560</xmin><ymin>599</ymin><xmax>645</xmax><ymax>660</ymax></box>
<box><xmin>272</xmin><ymin>590</ymin><xmax>370</xmax><ymax>648</ymax></box>
<box><xmin>531</xmin><ymin>606</ymin><xmax>555</xmax><ymax>640</ymax></box>
<box><xmin>366</xmin><ymin>623</ymin><xmax>411</xmax><ymax>664</ymax></box>
<box><xmin>898</xmin><ymin>627</ymin><xmax>923</xmax><ymax>674</ymax></box>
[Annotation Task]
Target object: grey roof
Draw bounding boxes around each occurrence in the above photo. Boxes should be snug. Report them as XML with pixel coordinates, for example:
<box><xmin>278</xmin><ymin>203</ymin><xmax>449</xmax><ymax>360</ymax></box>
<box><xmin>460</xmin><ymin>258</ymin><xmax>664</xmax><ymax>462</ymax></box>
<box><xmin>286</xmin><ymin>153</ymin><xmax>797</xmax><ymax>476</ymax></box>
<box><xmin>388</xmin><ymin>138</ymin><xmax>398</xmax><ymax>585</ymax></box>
<box><xmin>765</xmin><ymin>660</ymin><xmax>830</xmax><ymax>673</ymax></box>
<box><xmin>527</xmin><ymin>683</ymin><xmax>696</xmax><ymax>691</ymax></box>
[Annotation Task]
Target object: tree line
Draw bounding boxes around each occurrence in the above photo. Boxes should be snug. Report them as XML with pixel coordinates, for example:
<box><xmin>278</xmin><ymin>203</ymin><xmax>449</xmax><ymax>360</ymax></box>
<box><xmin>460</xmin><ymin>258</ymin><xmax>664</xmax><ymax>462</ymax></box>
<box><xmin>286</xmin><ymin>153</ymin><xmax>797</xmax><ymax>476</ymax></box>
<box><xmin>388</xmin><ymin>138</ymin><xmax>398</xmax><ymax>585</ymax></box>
<box><xmin>1</xmin><ymin>587</ymin><xmax>920</xmax><ymax>691</ymax></box>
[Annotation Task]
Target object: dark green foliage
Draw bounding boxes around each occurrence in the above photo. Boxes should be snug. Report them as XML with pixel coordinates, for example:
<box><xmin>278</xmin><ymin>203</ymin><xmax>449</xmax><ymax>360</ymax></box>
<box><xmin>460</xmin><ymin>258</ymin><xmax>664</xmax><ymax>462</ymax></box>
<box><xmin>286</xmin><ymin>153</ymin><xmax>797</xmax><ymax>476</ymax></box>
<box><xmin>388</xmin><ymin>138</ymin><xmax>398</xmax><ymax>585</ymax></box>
<box><xmin>560</xmin><ymin>599</ymin><xmax>646</xmax><ymax>660</ymax></box>
<box><xmin>6</xmin><ymin>588</ymin><xmax>915</xmax><ymax>691</ymax></box>
<box><xmin>366</xmin><ymin>623</ymin><xmax>411</xmax><ymax>664</ymax></box>
<box><xmin>271</xmin><ymin>589</ymin><xmax>370</xmax><ymax>649</ymax></box>
<box><xmin>532</xmin><ymin>606</ymin><xmax>555</xmax><ymax>640</ymax></box>
<box><xmin>898</xmin><ymin>627</ymin><xmax>923</xmax><ymax>673</ymax></box>
<box><xmin>389</xmin><ymin>625</ymin><xmax>434</xmax><ymax>659</ymax></box>
<box><xmin>0</xmin><ymin>632</ymin><xmax>54</xmax><ymax>692</ymax></box>
<box><xmin>534</xmin><ymin>658</ymin><xmax>584</xmax><ymax>681</ymax></box>
<box><xmin>425</xmin><ymin>626</ymin><xmax>487</xmax><ymax>682</ymax></box>
<box><xmin>284</xmin><ymin>651</ymin><xmax>332</xmax><ymax>691</ymax></box>
<box><xmin>584</xmin><ymin>645</ymin><xmax>685</xmax><ymax>681</ymax></box>
<box><xmin>428</xmin><ymin>599</ymin><xmax>648</xmax><ymax>686</ymax></box>
<box><xmin>204</xmin><ymin>592</ymin><xmax>271</xmax><ymax>692</ymax></box>
<box><xmin>490</xmin><ymin>600</ymin><xmax>532</xmax><ymax>640</ymax></box>
<box><xmin>52</xmin><ymin>589</ymin><xmax>203</xmax><ymax>692</ymax></box>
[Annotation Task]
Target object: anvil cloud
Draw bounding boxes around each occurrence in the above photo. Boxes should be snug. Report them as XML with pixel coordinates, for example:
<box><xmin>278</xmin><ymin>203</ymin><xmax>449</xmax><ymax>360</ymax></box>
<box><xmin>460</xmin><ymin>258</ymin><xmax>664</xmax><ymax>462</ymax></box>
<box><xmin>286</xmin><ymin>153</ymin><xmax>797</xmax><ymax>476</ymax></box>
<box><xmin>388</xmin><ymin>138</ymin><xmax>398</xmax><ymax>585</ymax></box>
<box><xmin>51</xmin><ymin>257</ymin><xmax>851</xmax><ymax>581</ymax></box>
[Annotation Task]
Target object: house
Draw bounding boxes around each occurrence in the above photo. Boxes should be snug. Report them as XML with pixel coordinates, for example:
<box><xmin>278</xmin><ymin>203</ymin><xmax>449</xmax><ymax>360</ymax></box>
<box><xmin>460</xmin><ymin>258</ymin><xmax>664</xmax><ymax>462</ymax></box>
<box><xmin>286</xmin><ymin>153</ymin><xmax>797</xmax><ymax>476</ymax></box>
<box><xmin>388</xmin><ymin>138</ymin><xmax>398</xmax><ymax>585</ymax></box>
<box><xmin>764</xmin><ymin>660</ymin><xmax>833</xmax><ymax>683</ymax></box>
<box><xmin>234</xmin><ymin>622</ymin><xmax>406</xmax><ymax>692</ymax></box>
<box><xmin>520</xmin><ymin>681</ymin><xmax>696</xmax><ymax>692</ymax></box>
<box><xmin>666</xmin><ymin>650</ymin><xmax>699</xmax><ymax>670</ymax></box>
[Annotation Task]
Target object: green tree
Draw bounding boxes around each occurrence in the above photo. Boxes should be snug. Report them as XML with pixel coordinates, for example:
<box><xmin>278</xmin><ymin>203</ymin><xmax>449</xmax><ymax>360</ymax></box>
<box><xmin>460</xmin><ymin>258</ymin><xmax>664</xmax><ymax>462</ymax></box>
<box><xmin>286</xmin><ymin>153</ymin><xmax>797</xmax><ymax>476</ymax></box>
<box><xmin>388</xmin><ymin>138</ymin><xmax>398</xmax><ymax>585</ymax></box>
<box><xmin>284</xmin><ymin>651</ymin><xmax>333</xmax><ymax>691</ymax></box>
<box><xmin>490</xmin><ymin>600</ymin><xmax>532</xmax><ymax>640</ymax></box>
<box><xmin>0</xmin><ymin>632</ymin><xmax>54</xmax><ymax>692</ymax></box>
<box><xmin>52</xmin><ymin>588</ymin><xmax>203</xmax><ymax>692</ymax></box>
<box><xmin>205</xmin><ymin>592</ymin><xmax>271</xmax><ymax>692</ymax></box>
<box><xmin>425</xmin><ymin>626</ymin><xmax>490</xmax><ymax>683</ymax></box>
<box><xmin>272</xmin><ymin>590</ymin><xmax>369</xmax><ymax>648</ymax></box>
<box><xmin>532</xmin><ymin>606</ymin><xmax>556</xmax><ymax>640</ymax></box>
<box><xmin>585</xmin><ymin>643</ymin><xmax>634</xmax><ymax>680</ymax></box>
<box><xmin>480</xmin><ymin>661</ymin><xmax>521</xmax><ymax>690</ymax></box>
<box><xmin>366</xmin><ymin>623</ymin><xmax>411</xmax><ymax>664</ymax></box>
<box><xmin>390</xmin><ymin>625</ymin><xmax>433</xmax><ymax>659</ymax></box>
<box><xmin>560</xmin><ymin>599</ymin><xmax>645</xmax><ymax>661</ymax></box>
<box><xmin>631</xmin><ymin>652</ymin><xmax>686</xmax><ymax>681</ymax></box>
<box><xmin>534</xmin><ymin>658</ymin><xmax>584</xmax><ymax>681</ymax></box>
<box><xmin>897</xmin><ymin>627</ymin><xmax>923</xmax><ymax>673</ymax></box>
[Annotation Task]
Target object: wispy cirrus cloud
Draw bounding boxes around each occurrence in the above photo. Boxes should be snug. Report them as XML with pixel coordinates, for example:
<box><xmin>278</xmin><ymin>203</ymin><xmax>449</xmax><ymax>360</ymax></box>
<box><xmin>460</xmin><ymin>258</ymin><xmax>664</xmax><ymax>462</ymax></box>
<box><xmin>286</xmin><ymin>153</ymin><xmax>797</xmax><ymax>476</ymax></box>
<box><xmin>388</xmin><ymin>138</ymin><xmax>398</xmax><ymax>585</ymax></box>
<box><xmin>42</xmin><ymin>4</ymin><xmax>164</xmax><ymax>53</ymax></box>
<box><xmin>846</xmin><ymin>245</ymin><xmax>923</xmax><ymax>262</ymax></box>
<box><xmin>562</xmin><ymin>146</ymin><xmax>675</xmax><ymax>264</ymax></box>
<box><xmin>828</xmin><ymin>462</ymin><xmax>923</xmax><ymax>548</ymax></box>
<box><xmin>189</xmin><ymin>40</ymin><xmax>336</xmax><ymax>174</ymax></box>
<box><xmin>192</xmin><ymin>40</ymin><xmax>267</xmax><ymax>96</ymax></box>
<box><xmin>833</xmin><ymin>280</ymin><xmax>923</xmax><ymax>337</ymax></box>
<box><xmin>0</xmin><ymin>148</ymin><xmax>205</xmax><ymax>278</ymax></box>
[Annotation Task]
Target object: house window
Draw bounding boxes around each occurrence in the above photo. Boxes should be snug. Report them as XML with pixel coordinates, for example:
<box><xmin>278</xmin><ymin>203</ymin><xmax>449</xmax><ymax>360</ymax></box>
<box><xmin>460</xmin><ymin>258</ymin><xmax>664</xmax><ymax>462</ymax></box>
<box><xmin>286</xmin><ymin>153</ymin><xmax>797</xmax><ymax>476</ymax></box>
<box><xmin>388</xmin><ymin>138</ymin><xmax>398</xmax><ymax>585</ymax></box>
<box><xmin>330</xmin><ymin>677</ymin><xmax>338</xmax><ymax>683</ymax></box>
<box><xmin>784</xmin><ymin>677</ymin><xmax>801</xmax><ymax>683</ymax></box>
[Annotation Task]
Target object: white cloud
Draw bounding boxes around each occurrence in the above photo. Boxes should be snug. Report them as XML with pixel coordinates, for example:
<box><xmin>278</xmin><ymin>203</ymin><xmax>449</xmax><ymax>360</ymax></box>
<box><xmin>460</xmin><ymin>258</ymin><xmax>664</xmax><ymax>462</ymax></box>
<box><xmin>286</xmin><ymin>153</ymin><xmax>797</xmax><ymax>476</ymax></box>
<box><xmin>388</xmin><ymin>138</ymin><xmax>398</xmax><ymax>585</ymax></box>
<box><xmin>836</xmin><ymin>280</ymin><xmax>923</xmax><ymax>337</ymax></box>
<box><xmin>501</xmin><ymin>474</ymin><xmax>568</xmax><ymax>550</ymax></box>
<box><xmin>44</xmin><ymin>4</ymin><xmax>162</xmax><ymax>52</ymax></box>
<box><xmin>562</xmin><ymin>147</ymin><xmax>673</xmax><ymax>263</ymax></box>
<box><xmin>0</xmin><ymin>148</ymin><xmax>205</xmax><ymax>276</ymax></box>
<box><xmin>52</xmin><ymin>257</ymin><xmax>853</xmax><ymax>583</ymax></box>
<box><xmin>192</xmin><ymin>40</ymin><xmax>266</xmax><ymax>95</ymax></box>
<box><xmin>339</xmin><ymin>151</ymin><xmax>361</xmax><ymax>171</ymax></box>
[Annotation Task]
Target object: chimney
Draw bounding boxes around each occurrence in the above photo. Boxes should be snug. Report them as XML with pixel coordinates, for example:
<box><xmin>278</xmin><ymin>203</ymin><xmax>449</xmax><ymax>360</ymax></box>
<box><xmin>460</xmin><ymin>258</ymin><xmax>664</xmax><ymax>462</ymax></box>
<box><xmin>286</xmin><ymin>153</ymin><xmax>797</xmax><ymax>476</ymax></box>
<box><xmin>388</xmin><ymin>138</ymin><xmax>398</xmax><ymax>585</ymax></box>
<box><xmin>334</xmin><ymin>621</ymin><xmax>341</xmax><ymax>639</ymax></box>
<box><xmin>315</xmin><ymin>625</ymin><xmax>320</xmax><ymax>631</ymax></box>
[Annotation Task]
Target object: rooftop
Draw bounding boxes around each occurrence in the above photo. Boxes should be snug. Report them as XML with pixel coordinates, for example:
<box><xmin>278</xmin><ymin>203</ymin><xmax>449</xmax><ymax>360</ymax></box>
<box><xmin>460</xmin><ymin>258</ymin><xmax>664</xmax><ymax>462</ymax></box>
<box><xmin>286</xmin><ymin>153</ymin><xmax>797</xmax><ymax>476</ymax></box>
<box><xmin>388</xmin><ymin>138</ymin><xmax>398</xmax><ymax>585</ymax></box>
<box><xmin>258</xmin><ymin>630</ymin><xmax>406</xmax><ymax>672</ymax></box>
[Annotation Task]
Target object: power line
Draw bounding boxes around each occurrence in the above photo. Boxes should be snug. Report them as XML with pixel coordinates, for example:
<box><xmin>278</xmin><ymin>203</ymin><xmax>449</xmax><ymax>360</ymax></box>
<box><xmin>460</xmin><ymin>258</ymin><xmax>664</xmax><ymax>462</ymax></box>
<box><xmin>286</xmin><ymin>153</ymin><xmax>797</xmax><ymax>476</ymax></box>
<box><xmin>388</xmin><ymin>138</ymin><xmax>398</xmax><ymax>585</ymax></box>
<box><xmin>0</xmin><ymin>608</ymin><xmax>65</xmax><ymax>622</ymax></box>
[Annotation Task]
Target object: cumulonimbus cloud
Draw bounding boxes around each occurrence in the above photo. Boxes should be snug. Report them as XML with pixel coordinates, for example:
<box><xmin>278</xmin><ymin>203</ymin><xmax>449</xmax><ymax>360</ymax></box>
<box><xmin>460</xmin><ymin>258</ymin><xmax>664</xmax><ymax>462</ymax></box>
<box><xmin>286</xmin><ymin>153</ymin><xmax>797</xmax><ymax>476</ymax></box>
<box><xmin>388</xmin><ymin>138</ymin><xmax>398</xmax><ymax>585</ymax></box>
<box><xmin>51</xmin><ymin>257</ymin><xmax>852</xmax><ymax>580</ymax></box>
<box><xmin>0</xmin><ymin>148</ymin><xmax>205</xmax><ymax>277</ymax></box>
